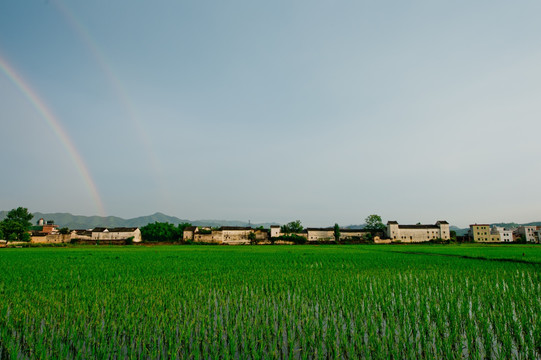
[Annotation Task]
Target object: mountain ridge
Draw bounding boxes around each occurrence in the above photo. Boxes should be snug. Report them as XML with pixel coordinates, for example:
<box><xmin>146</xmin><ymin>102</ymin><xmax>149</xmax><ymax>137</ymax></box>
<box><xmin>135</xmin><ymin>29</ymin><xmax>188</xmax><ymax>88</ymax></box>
<box><xmin>0</xmin><ymin>211</ymin><xmax>279</xmax><ymax>229</ymax></box>
<box><xmin>1</xmin><ymin>210</ymin><xmax>539</xmax><ymax>233</ymax></box>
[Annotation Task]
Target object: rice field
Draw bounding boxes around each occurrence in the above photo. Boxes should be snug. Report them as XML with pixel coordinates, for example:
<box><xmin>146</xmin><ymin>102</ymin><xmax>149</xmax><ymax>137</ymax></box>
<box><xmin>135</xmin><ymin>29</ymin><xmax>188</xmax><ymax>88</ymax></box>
<box><xmin>0</xmin><ymin>245</ymin><xmax>540</xmax><ymax>359</ymax></box>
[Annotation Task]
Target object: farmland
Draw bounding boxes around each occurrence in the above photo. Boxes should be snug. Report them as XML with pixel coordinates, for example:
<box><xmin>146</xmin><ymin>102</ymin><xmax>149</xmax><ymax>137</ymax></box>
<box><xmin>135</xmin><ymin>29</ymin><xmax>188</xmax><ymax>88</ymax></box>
<box><xmin>0</xmin><ymin>245</ymin><xmax>540</xmax><ymax>359</ymax></box>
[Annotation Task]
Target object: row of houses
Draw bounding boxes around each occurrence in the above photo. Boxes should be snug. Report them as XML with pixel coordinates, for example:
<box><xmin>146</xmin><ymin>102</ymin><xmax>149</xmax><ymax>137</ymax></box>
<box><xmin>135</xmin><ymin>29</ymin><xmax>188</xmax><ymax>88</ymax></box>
<box><xmin>183</xmin><ymin>221</ymin><xmax>452</xmax><ymax>245</ymax></box>
<box><xmin>469</xmin><ymin>224</ymin><xmax>541</xmax><ymax>243</ymax></box>
<box><xmin>28</xmin><ymin>218</ymin><xmax>540</xmax><ymax>245</ymax></box>
<box><xmin>182</xmin><ymin>226</ymin><xmax>377</xmax><ymax>245</ymax></box>
<box><xmin>30</xmin><ymin>221</ymin><xmax>142</xmax><ymax>244</ymax></box>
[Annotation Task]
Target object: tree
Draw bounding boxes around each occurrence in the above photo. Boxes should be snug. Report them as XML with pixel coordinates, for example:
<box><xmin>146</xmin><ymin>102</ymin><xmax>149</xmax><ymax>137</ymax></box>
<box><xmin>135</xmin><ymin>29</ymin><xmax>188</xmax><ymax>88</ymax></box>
<box><xmin>178</xmin><ymin>222</ymin><xmax>192</xmax><ymax>241</ymax></box>
<box><xmin>334</xmin><ymin>223</ymin><xmax>340</xmax><ymax>242</ymax></box>
<box><xmin>450</xmin><ymin>230</ymin><xmax>457</xmax><ymax>241</ymax></box>
<box><xmin>281</xmin><ymin>220</ymin><xmax>303</xmax><ymax>234</ymax></box>
<box><xmin>364</xmin><ymin>214</ymin><xmax>386</xmax><ymax>231</ymax></box>
<box><xmin>59</xmin><ymin>227</ymin><xmax>70</xmax><ymax>235</ymax></box>
<box><xmin>248</xmin><ymin>232</ymin><xmax>257</xmax><ymax>245</ymax></box>
<box><xmin>0</xmin><ymin>207</ymin><xmax>33</xmax><ymax>243</ymax></box>
<box><xmin>363</xmin><ymin>232</ymin><xmax>374</xmax><ymax>242</ymax></box>
<box><xmin>140</xmin><ymin>222</ymin><xmax>182</xmax><ymax>242</ymax></box>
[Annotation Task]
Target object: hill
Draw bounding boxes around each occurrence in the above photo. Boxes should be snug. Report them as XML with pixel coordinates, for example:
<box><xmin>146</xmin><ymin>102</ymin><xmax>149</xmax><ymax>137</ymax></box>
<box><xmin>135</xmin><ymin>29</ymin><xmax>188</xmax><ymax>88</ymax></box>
<box><xmin>1</xmin><ymin>210</ymin><xmax>538</xmax><ymax>233</ymax></box>
<box><xmin>0</xmin><ymin>211</ymin><xmax>278</xmax><ymax>230</ymax></box>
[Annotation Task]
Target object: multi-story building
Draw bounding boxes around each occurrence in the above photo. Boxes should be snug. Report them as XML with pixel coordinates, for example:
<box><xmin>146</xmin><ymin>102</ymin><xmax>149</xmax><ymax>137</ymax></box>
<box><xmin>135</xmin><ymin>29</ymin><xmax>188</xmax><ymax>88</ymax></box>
<box><xmin>534</xmin><ymin>226</ymin><xmax>541</xmax><ymax>243</ymax></box>
<box><xmin>387</xmin><ymin>221</ymin><xmax>450</xmax><ymax>242</ymax></box>
<box><xmin>270</xmin><ymin>225</ymin><xmax>281</xmax><ymax>238</ymax></box>
<box><xmin>31</xmin><ymin>218</ymin><xmax>59</xmax><ymax>235</ymax></box>
<box><xmin>491</xmin><ymin>226</ymin><xmax>513</xmax><ymax>242</ymax></box>
<box><xmin>469</xmin><ymin>224</ymin><xmax>500</xmax><ymax>242</ymax></box>
<box><xmin>516</xmin><ymin>226</ymin><xmax>537</xmax><ymax>243</ymax></box>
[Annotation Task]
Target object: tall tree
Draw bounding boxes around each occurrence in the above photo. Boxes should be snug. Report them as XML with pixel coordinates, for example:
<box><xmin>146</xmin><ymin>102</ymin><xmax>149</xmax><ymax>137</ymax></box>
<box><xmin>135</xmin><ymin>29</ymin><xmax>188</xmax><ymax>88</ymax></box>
<box><xmin>59</xmin><ymin>227</ymin><xmax>70</xmax><ymax>235</ymax></box>
<box><xmin>334</xmin><ymin>223</ymin><xmax>341</xmax><ymax>242</ymax></box>
<box><xmin>364</xmin><ymin>214</ymin><xmax>386</xmax><ymax>231</ymax></box>
<box><xmin>281</xmin><ymin>220</ymin><xmax>303</xmax><ymax>234</ymax></box>
<box><xmin>140</xmin><ymin>222</ymin><xmax>182</xmax><ymax>242</ymax></box>
<box><xmin>0</xmin><ymin>207</ymin><xmax>33</xmax><ymax>243</ymax></box>
<box><xmin>248</xmin><ymin>232</ymin><xmax>257</xmax><ymax>245</ymax></box>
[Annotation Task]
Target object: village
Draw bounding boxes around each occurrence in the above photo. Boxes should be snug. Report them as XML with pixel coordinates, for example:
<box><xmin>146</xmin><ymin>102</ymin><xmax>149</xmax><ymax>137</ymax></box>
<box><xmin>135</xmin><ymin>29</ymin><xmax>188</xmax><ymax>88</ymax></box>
<box><xmin>20</xmin><ymin>217</ymin><xmax>541</xmax><ymax>245</ymax></box>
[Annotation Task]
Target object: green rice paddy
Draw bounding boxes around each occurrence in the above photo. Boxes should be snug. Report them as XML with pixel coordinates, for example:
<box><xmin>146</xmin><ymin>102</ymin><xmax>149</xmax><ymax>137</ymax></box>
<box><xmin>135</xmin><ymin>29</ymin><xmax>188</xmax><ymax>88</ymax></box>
<box><xmin>0</xmin><ymin>245</ymin><xmax>540</xmax><ymax>359</ymax></box>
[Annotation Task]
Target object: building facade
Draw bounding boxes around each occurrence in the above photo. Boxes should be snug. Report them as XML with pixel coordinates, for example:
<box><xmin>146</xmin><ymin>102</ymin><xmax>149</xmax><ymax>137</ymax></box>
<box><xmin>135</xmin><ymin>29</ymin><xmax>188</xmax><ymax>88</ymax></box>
<box><xmin>71</xmin><ymin>227</ymin><xmax>142</xmax><ymax>243</ymax></box>
<box><xmin>306</xmin><ymin>228</ymin><xmax>334</xmax><ymax>242</ymax></box>
<box><xmin>492</xmin><ymin>226</ymin><xmax>513</xmax><ymax>242</ymax></box>
<box><xmin>469</xmin><ymin>224</ymin><xmax>500</xmax><ymax>242</ymax></box>
<box><xmin>516</xmin><ymin>226</ymin><xmax>537</xmax><ymax>243</ymax></box>
<box><xmin>387</xmin><ymin>221</ymin><xmax>450</xmax><ymax>242</ymax></box>
<box><xmin>183</xmin><ymin>226</ymin><xmax>270</xmax><ymax>244</ymax></box>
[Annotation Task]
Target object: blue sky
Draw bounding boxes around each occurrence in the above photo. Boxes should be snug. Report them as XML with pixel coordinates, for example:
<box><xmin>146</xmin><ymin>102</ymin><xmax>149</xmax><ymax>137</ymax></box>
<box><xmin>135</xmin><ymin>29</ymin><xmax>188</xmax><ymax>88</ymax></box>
<box><xmin>1</xmin><ymin>1</ymin><xmax>541</xmax><ymax>227</ymax></box>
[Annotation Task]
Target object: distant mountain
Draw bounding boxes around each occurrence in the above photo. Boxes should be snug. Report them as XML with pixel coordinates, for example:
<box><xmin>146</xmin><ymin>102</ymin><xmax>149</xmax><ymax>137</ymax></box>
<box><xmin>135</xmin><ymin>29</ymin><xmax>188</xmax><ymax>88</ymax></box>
<box><xmin>344</xmin><ymin>224</ymin><xmax>365</xmax><ymax>230</ymax></box>
<box><xmin>1</xmin><ymin>210</ymin><xmax>538</xmax><ymax>233</ymax></box>
<box><xmin>450</xmin><ymin>226</ymin><xmax>468</xmax><ymax>236</ymax></box>
<box><xmin>490</xmin><ymin>222</ymin><xmax>522</xmax><ymax>229</ymax></box>
<box><xmin>0</xmin><ymin>211</ymin><xmax>278</xmax><ymax>230</ymax></box>
<box><xmin>491</xmin><ymin>222</ymin><xmax>541</xmax><ymax>228</ymax></box>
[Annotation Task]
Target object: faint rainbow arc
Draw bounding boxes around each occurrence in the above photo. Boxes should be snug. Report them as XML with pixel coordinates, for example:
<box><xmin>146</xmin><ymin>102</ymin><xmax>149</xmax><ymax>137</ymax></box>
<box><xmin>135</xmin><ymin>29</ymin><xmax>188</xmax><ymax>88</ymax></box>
<box><xmin>0</xmin><ymin>56</ymin><xmax>106</xmax><ymax>216</ymax></box>
<box><xmin>52</xmin><ymin>0</ymin><xmax>167</xmax><ymax>189</ymax></box>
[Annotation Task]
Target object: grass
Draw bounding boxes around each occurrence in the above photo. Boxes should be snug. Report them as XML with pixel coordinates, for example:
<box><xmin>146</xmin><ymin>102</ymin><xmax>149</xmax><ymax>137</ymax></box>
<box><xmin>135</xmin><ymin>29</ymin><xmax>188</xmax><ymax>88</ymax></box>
<box><xmin>0</xmin><ymin>245</ymin><xmax>540</xmax><ymax>358</ymax></box>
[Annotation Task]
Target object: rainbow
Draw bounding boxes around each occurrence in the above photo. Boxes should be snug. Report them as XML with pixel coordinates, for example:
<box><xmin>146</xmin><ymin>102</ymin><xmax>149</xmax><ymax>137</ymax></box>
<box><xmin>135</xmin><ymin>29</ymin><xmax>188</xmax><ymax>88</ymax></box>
<box><xmin>0</xmin><ymin>55</ymin><xmax>106</xmax><ymax>216</ymax></box>
<box><xmin>53</xmin><ymin>0</ymin><xmax>168</xmax><ymax>198</ymax></box>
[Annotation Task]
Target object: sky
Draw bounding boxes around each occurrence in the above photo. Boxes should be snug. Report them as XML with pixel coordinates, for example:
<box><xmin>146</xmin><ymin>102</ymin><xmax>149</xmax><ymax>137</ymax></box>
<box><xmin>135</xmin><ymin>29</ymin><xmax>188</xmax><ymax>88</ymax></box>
<box><xmin>1</xmin><ymin>1</ymin><xmax>541</xmax><ymax>228</ymax></box>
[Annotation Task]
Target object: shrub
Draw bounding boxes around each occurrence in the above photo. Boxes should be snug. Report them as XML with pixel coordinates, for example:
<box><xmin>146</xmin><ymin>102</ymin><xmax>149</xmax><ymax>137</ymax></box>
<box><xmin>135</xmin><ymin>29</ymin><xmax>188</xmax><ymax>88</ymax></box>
<box><xmin>276</xmin><ymin>234</ymin><xmax>307</xmax><ymax>245</ymax></box>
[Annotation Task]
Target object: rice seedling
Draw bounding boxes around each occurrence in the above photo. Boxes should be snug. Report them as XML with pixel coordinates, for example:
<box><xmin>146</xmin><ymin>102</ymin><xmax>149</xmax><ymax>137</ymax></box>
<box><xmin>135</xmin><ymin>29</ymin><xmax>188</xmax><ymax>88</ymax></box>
<box><xmin>0</xmin><ymin>245</ymin><xmax>539</xmax><ymax>359</ymax></box>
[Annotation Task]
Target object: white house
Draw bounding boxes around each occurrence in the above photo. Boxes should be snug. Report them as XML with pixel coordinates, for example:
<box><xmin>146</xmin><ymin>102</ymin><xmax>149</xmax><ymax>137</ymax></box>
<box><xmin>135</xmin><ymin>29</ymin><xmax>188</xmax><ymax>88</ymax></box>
<box><xmin>387</xmin><ymin>221</ymin><xmax>450</xmax><ymax>242</ymax></box>
<box><xmin>71</xmin><ymin>227</ymin><xmax>142</xmax><ymax>243</ymax></box>
<box><xmin>516</xmin><ymin>226</ymin><xmax>537</xmax><ymax>243</ymax></box>
<box><xmin>492</xmin><ymin>226</ymin><xmax>513</xmax><ymax>242</ymax></box>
